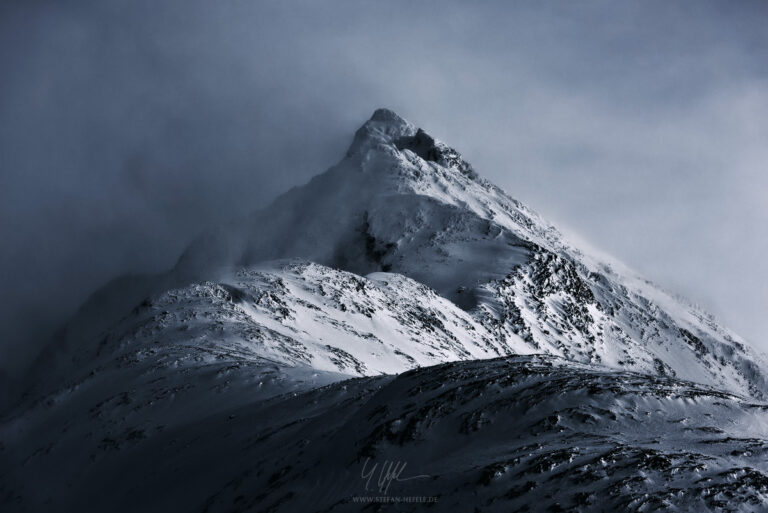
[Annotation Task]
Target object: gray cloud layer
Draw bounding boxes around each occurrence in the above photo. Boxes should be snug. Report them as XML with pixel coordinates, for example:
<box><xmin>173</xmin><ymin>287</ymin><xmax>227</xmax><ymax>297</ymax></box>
<box><xmin>1</xmin><ymin>0</ymin><xmax>767</xmax><ymax>377</ymax></box>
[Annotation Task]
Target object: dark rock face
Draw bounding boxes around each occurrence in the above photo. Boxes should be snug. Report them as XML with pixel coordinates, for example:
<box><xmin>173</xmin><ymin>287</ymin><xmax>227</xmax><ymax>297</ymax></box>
<box><xmin>396</xmin><ymin>129</ymin><xmax>478</xmax><ymax>179</ymax></box>
<box><xmin>396</xmin><ymin>129</ymin><xmax>444</xmax><ymax>163</ymax></box>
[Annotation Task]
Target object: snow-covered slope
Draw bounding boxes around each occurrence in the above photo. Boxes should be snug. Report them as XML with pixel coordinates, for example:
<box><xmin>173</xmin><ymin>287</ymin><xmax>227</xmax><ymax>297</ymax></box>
<box><xmin>3</xmin><ymin>109</ymin><xmax>768</xmax><ymax>512</ymax></box>
<box><xmin>5</xmin><ymin>355</ymin><xmax>768</xmax><ymax>512</ymax></box>
<box><xmin>46</xmin><ymin>260</ymin><xmax>523</xmax><ymax>389</ymax></box>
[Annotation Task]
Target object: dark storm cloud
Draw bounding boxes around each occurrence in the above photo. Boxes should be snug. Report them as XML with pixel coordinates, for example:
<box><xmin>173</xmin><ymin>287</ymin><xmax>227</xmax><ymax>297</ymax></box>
<box><xmin>1</xmin><ymin>0</ymin><xmax>767</xmax><ymax>378</ymax></box>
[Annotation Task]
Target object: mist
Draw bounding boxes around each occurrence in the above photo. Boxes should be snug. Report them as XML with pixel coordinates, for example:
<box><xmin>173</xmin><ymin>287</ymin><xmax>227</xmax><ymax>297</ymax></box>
<box><xmin>2</xmin><ymin>0</ymin><xmax>767</xmax><ymax>378</ymax></box>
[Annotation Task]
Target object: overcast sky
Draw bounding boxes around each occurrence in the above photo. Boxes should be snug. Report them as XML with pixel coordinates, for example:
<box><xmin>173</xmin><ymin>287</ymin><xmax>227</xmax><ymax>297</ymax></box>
<box><xmin>1</xmin><ymin>0</ymin><xmax>767</xmax><ymax>377</ymax></box>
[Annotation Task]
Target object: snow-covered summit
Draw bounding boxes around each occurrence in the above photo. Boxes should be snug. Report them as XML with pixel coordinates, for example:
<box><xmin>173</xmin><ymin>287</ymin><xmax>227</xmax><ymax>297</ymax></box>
<box><xmin>346</xmin><ymin>107</ymin><xmax>417</xmax><ymax>156</ymax></box>
<box><xmin>23</xmin><ymin>109</ymin><xmax>768</xmax><ymax>402</ymax></box>
<box><xmin>347</xmin><ymin>108</ymin><xmax>478</xmax><ymax>178</ymax></box>
<box><xmin>16</xmin><ymin>109</ymin><xmax>765</xmax><ymax>405</ymax></box>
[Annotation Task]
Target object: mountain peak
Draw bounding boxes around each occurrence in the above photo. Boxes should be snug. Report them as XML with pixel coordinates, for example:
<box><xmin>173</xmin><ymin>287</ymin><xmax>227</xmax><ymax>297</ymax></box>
<box><xmin>369</xmin><ymin>107</ymin><xmax>410</xmax><ymax>126</ymax></box>
<box><xmin>346</xmin><ymin>108</ymin><xmax>417</xmax><ymax>157</ymax></box>
<box><xmin>46</xmin><ymin>107</ymin><xmax>768</xmax><ymax>404</ymax></box>
<box><xmin>346</xmin><ymin>109</ymin><xmax>477</xmax><ymax>179</ymax></box>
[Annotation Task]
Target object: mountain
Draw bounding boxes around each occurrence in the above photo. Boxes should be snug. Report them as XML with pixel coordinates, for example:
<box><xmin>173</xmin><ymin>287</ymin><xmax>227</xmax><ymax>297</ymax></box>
<box><xmin>2</xmin><ymin>109</ymin><xmax>767</xmax><ymax>512</ymax></box>
<box><xmin>176</xmin><ymin>108</ymin><xmax>768</xmax><ymax>399</ymax></box>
